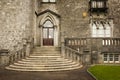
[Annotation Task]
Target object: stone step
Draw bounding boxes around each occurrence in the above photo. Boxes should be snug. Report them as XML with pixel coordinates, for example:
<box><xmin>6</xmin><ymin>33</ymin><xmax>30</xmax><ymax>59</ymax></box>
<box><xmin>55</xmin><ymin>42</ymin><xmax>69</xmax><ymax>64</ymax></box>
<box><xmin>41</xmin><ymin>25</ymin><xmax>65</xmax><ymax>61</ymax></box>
<box><xmin>32</xmin><ymin>52</ymin><xmax>61</xmax><ymax>54</ymax></box>
<box><xmin>28</xmin><ymin>55</ymin><xmax>61</xmax><ymax>58</ymax></box>
<box><xmin>33</xmin><ymin>47</ymin><xmax>60</xmax><ymax>51</ymax></box>
<box><xmin>17</xmin><ymin>60</ymin><xmax>73</xmax><ymax>64</ymax></box>
<box><xmin>6</xmin><ymin>65</ymin><xmax>82</xmax><ymax>71</ymax></box>
<box><xmin>9</xmin><ymin>63</ymin><xmax>80</xmax><ymax>68</ymax></box>
<box><xmin>13</xmin><ymin>62</ymin><xmax>77</xmax><ymax>67</ymax></box>
<box><xmin>20</xmin><ymin>59</ymin><xmax>72</xmax><ymax>63</ymax></box>
<box><xmin>31</xmin><ymin>53</ymin><xmax>61</xmax><ymax>56</ymax></box>
<box><xmin>24</xmin><ymin>58</ymin><xmax>65</xmax><ymax>61</ymax></box>
<box><xmin>6</xmin><ymin>46</ymin><xmax>82</xmax><ymax>71</ymax></box>
<box><xmin>6</xmin><ymin>63</ymin><xmax>81</xmax><ymax>71</ymax></box>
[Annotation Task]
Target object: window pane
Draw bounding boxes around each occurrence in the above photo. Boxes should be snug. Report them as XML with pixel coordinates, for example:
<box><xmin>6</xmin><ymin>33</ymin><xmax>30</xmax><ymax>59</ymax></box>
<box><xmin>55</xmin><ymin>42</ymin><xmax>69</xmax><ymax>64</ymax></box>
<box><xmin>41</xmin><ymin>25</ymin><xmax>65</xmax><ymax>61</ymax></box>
<box><xmin>105</xmin><ymin>24</ymin><xmax>111</xmax><ymax>37</ymax></box>
<box><xmin>114</xmin><ymin>54</ymin><xmax>119</xmax><ymax>61</ymax></box>
<box><xmin>92</xmin><ymin>24</ymin><xmax>97</xmax><ymax>37</ymax></box>
<box><xmin>43</xmin><ymin>20</ymin><xmax>53</xmax><ymax>27</ymax></box>
<box><xmin>42</xmin><ymin>0</ymin><xmax>49</xmax><ymax>2</ymax></box>
<box><xmin>97</xmin><ymin>2</ymin><xmax>101</xmax><ymax>8</ymax></box>
<box><xmin>98</xmin><ymin>26</ymin><xmax>104</xmax><ymax>37</ymax></box>
<box><xmin>49</xmin><ymin>29</ymin><xmax>54</xmax><ymax>38</ymax></box>
<box><xmin>109</xmin><ymin>54</ymin><xmax>113</xmax><ymax>61</ymax></box>
<box><xmin>92</xmin><ymin>1</ymin><xmax>97</xmax><ymax>8</ymax></box>
<box><xmin>97</xmin><ymin>2</ymin><xmax>104</xmax><ymax>8</ymax></box>
<box><xmin>104</xmin><ymin>54</ymin><xmax>108</xmax><ymax>61</ymax></box>
<box><xmin>50</xmin><ymin>0</ymin><xmax>56</xmax><ymax>2</ymax></box>
<box><xmin>43</xmin><ymin>29</ymin><xmax>47</xmax><ymax>38</ymax></box>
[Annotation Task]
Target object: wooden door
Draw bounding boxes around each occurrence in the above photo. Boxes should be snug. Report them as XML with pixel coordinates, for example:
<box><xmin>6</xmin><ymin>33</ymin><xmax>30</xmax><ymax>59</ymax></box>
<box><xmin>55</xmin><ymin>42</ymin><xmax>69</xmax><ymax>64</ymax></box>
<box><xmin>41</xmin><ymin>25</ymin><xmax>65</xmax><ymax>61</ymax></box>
<box><xmin>43</xmin><ymin>20</ymin><xmax>54</xmax><ymax>46</ymax></box>
<box><xmin>43</xmin><ymin>27</ymin><xmax>54</xmax><ymax>46</ymax></box>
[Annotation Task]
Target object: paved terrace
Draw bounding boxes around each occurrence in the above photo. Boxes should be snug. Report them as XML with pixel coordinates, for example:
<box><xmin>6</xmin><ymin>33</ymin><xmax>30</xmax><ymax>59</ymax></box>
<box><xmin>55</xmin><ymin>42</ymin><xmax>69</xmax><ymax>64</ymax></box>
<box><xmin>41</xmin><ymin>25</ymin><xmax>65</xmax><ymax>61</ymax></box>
<box><xmin>0</xmin><ymin>66</ymin><xmax>95</xmax><ymax>80</ymax></box>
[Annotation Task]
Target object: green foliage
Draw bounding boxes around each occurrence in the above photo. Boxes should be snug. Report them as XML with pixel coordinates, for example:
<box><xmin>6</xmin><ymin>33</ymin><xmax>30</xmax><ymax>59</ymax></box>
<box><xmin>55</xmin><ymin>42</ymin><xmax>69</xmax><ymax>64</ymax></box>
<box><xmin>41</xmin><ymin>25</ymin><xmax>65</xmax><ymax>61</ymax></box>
<box><xmin>88</xmin><ymin>65</ymin><xmax>120</xmax><ymax>80</ymax></box>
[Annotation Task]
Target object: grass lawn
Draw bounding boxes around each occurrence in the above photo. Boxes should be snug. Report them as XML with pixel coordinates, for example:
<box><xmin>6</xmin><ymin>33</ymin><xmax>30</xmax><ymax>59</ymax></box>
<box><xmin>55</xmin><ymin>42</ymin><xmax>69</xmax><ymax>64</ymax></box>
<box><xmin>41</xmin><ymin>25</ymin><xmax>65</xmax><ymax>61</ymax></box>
<box><xmin>88</xmin><ymin>65</ymin><xmax>120</xmax><ymax>80</ymax></box>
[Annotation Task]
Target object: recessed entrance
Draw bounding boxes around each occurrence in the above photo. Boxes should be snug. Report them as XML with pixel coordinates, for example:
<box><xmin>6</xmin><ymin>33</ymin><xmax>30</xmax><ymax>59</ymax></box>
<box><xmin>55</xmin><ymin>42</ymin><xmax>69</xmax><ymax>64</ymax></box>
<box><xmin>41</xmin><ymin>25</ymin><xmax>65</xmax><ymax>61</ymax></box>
<box><xmin>43</xmin><ymin>20</ymin><xmax>54</xmax><ymax>46</ymax></box>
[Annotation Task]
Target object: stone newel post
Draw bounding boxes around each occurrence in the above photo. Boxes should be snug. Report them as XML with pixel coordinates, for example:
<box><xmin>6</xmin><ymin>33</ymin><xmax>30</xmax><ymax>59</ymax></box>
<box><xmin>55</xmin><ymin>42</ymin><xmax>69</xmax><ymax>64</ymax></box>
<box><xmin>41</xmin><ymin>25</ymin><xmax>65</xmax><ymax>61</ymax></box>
<box><xmin>0</xmin><ymin>49</ymin><xmax>10</xmax><ymax>66</ymax></box>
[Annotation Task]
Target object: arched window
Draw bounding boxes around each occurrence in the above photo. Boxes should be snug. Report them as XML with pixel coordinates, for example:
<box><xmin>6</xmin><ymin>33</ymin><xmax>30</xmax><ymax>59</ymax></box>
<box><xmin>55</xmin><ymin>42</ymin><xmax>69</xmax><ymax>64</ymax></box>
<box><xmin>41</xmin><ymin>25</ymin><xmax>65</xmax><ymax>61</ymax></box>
<box><xmin>43</xmin><ymin>20</ymin><xmax>53</xmax><ymax>27</ymax></box>
<box><xmin>42</xmin><ymin>0</ymin><xmax>56</xmax><ymax>3</ymax></box>
<box><xmin>91</xmin><ymin>21</ymin><xmax>112</xmax><ymax>37</ymax></box>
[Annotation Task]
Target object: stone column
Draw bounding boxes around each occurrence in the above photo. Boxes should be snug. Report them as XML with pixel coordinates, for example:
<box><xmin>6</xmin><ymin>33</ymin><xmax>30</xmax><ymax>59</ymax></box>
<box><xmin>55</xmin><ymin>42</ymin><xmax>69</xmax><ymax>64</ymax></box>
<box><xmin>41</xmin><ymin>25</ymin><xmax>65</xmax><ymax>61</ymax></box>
<box><xmin>0</xmin><ymin>49</ymin><xmax>10</xmax><ymax>66</ymax></box>
<box><xmin>25</xmin><ymin>41</ymin><xmax>31</xmax><ymax>57</ymax></box>
<box><xmin>61</xmin><ymin>31</ymin><xmax>66</xmax><ymax>57</ymax></box>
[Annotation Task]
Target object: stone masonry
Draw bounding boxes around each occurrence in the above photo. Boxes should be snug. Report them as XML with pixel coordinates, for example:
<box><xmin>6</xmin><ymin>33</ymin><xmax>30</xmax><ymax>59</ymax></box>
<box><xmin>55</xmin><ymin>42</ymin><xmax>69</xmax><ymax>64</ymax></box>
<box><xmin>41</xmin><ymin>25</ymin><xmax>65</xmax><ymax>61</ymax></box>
<box><xmin>0</xmin><ymin>0</ymin><xmax>35</xmax><ymax>51</ymax></box>
<box><xmin>0</xmin><ymin>0</ymin><xmax>120</xmax><ymax>50</ymax></box>
<box><xmin>0</xmin><ymin>0</ymin><xmax>120</xmax><ymax>66</ymax></box>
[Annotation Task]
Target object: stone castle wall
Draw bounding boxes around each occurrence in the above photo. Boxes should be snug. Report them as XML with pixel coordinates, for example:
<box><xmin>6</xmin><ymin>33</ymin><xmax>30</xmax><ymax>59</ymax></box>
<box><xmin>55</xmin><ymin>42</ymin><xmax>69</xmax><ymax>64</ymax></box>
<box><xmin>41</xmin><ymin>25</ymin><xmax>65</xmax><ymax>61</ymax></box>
<box><xmin>108</xmin><ymin>0</ymin><xmax>120</xmax><ymax>37</ymax></box>
<box><xmin>0</xmin><ymin>0</ymin><xmax>120</xmax><ymax>50</ymax></box>
<box><xmin>57</xmin><ymin>0</ymin><xmax>90</xmax><ymax>38</ymax></box>
<box><xmin>0</xmin><ymin>0</ymin><xmax>35</xmax><ymax>51</ymax></box>
<box><xmin>38</xmin><ymin>0</ymin><xmax>90</xmax><ymax>38</ymax></box>
<box><xmin>38</xmin><ymin>0</ymin><xmax>120</xmax><ymax>38</ymax></box>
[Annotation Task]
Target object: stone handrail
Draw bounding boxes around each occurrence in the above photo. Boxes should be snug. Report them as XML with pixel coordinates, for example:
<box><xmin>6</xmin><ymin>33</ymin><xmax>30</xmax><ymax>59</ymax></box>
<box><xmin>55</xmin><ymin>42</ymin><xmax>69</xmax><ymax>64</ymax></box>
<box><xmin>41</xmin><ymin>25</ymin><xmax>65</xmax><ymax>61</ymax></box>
<box><xmin>65</xmin><ymin>37</ymin><xmax>120</xmax><ymax>53</ymax></box>
<box><xmin>62</xmin><ymin>46</ymin><xmax>83</xmax><ymax>64</ymax></box>
<box><xmin>8</xmin><ymin>38</ymin><xmax>34</xmax><ymax>65</ymax></box>
<box><xmin>9</xmin><ymin>47</ymin><xmax>26</xmax><ymax>64</ymax></box>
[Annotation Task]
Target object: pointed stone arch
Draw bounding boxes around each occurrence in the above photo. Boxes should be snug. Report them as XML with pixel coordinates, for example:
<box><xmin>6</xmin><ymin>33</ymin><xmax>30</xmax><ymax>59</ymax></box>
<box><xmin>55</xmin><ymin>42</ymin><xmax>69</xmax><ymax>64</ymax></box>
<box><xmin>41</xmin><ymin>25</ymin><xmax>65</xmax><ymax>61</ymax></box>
<box><xmin>39</xmin><ymin>12</ymin><xmax>58</xmax><ymax>27</ymax></box>
<box><xmin>34</xmin><ymin>10</ymin><xmax>60</xmax><ymax>47</ymax></box>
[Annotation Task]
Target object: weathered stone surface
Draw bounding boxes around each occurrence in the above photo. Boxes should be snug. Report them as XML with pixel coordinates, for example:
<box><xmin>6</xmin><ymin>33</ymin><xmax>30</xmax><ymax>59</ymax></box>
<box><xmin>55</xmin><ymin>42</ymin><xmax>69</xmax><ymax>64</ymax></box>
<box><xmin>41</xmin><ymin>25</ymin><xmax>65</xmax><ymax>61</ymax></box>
<box><xmin>108</xmin><ymin>0</ymin><xmax>120</xmax><ymax>37</ymax></box>
<box><xmin>0</xmin><ymin>0</ymin><xmax>35</xmax><ymax>51</ymax></box>
<box><xmin>0</xmin><ymin>0</ymin><xmax>120</xmax><ymax>50</ymax></box>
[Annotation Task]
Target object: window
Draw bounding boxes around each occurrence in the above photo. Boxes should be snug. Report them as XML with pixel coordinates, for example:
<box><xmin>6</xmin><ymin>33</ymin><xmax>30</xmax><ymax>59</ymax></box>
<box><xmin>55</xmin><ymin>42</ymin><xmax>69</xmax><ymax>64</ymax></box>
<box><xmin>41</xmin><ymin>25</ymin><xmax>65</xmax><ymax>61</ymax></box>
<box><xmin>104</xmin><ymin>54</ymin><xmax>108</xmax><ymax>61</ymax></box>
<box><xmin>103</xmin><ymin>54</ymin><xmax>120</xmax><ymax>63</ymax></box>
<box><xmin>43</xmin><ymin>20</ymin><xmax>54</xmax><ymax>38</ymax></box>
<box><xmin>91</xmin><ymin>21</ymin><xmax>112</xmax><ymax>37</ymax></box>
<box><xmin>89</xmin><ymin>0</ymin><xmax>108</xmax><ymax>15</ymax></box>
<box><xmin>109</xmin><ymin>54</ymin><xmax>113</xmax><ymax>61</ymax></box>
<box><xmin>91</xmin><ymin>1</ymin><xmax>105</xmax><ymax>8</ymax></box>
<box><xmin>114</xmin><ymin>54</ymin><xmax>119</xmax><ymax>61</ymax></box>
<box><xmin>42</xmin><ymin>0</ymin><xmax>56</xmax><ymax>3</ymax></box>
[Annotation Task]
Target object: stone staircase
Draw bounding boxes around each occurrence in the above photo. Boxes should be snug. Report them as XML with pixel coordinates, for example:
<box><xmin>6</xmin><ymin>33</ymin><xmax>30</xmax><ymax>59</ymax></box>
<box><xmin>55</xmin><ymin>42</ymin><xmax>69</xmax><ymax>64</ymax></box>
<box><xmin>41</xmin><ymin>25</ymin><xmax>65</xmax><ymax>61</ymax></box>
<box><xmin>6</xmin><ymin>46</ymin><xmax>82</xmax><ymax>71</ymax></box>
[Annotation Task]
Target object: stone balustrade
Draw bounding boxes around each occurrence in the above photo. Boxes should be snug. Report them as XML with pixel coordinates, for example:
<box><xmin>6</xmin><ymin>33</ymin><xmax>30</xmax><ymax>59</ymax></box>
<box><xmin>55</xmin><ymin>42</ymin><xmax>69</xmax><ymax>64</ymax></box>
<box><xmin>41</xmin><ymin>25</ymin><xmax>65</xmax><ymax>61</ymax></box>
<box><xmin>61</xmin><ymin>45</ymin><xmax>83</xmax><ymax>65</ymax></box>
<box><xmin>65</xmin><ymin>37</ymin><xmax>120</xmax><ymax>53</ymax></box>
<box><xmin>0</xmin><ymin>38</ymin><xmax>34</xmax><ymax>66</ymax></box>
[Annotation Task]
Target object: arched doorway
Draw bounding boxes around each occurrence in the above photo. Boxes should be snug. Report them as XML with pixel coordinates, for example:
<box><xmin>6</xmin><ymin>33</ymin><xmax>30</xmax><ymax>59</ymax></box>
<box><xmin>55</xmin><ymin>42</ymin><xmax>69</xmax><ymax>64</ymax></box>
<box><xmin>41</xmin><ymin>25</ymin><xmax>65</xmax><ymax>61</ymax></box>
<box><xmin>35</xmin><ymin>10</ymin><xmax>60</xmax><ymax>47</ymax></box>
<box><xmin>43</xmin><ymin>20</ymin><xmax>54</xmax><ymax>46</ymax></box>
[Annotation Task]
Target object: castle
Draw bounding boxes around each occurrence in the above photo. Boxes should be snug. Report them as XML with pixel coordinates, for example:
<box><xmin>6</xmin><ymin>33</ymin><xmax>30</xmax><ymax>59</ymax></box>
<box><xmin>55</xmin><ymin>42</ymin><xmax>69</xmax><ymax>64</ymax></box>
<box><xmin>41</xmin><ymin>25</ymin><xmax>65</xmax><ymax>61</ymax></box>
<box><xmin>0</xmin><ymin>0</ymin><xmax>120</xmax><ymax>71</ymax></box>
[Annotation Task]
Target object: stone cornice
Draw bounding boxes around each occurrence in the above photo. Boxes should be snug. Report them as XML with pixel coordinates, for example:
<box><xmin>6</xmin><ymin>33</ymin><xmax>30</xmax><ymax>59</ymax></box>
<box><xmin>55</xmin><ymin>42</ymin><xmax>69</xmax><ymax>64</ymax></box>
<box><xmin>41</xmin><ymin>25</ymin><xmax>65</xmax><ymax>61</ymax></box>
<box><xmin>35</xmin><ymin>9</ymin><xmax>61</xmax><ymax>18</ymax></box>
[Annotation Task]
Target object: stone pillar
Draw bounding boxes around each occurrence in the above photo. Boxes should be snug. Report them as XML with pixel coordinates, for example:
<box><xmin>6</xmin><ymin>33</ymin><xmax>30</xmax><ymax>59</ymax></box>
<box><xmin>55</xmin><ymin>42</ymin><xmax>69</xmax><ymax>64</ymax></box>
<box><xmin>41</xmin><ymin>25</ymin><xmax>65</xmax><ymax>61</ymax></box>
<box><xmin>25</xmin><ymin>42</ymin><xmax>31</xmax><ymax>57</ymax></box>
<box><xmin>0</xmin><ymin>49</ymin><xmax>10</xmax><ymax>66</ymax></box>
<box><xmin>61</xmin><ymin>31</ymin><xmax>65</xmax><ymax>57</ymax></box>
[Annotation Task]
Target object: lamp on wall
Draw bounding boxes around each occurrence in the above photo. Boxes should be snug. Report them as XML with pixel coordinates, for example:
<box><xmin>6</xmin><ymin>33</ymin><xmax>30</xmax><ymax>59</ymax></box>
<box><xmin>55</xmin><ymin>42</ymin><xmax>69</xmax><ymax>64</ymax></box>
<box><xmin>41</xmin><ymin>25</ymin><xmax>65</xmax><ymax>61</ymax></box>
<box><xmin>82</xmin><ymin>12</ymin><xmax>87</xmax><ymax>18</ymax></box>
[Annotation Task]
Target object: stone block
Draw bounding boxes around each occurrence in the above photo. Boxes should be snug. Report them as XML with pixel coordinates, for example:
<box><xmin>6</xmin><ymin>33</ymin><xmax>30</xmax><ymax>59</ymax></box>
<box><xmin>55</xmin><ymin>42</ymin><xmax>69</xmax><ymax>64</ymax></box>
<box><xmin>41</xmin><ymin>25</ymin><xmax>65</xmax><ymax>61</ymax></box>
<box><xmin>0</xmin><ymin>49</ymin><xmax>10</xmax><ymax>66</ymax></box>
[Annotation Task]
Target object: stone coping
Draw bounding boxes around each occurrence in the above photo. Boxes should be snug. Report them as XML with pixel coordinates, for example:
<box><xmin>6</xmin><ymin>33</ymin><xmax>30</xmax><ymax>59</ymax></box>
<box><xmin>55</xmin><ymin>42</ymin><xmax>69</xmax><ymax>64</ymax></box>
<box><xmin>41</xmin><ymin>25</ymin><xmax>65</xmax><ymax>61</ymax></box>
<box><xmin>0</xmin><ymin>49</ymin><xmax>10</xmax><ymax>55</ymax></box>
<box><xmin>87</xmin><ymin>65</ymin><xmax>97</xmax><ymax>80</ymax></box>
